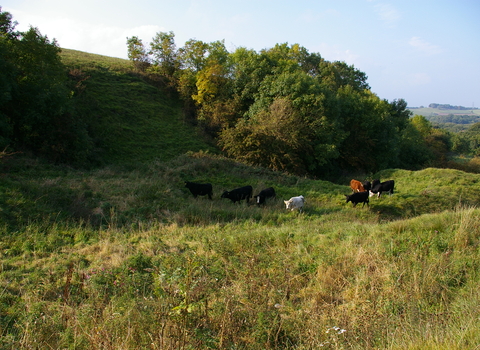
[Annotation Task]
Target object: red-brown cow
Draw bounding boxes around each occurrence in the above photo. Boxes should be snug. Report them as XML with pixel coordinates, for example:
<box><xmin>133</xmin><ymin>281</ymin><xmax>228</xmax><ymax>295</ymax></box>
<box><xmin>350</xmin><ymin>179</ymin><xmax>365</xmax><ymax>193</ymax></box>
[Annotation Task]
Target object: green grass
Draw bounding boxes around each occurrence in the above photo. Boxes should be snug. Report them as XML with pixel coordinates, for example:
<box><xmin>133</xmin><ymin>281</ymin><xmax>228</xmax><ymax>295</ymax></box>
<box><xmin>1</xmin><ymin>153</ymin><xmax>480</xmax><ymax>349</ymax></box>
<box><xmin>1</xmin><ymin>50</ymin><xmax>480</xmax><ymax>349</ymax></box>
<box><xmin>60</xmin><ymin>49</ymin><xmax>216</xmax><ymax>166</ymax></box>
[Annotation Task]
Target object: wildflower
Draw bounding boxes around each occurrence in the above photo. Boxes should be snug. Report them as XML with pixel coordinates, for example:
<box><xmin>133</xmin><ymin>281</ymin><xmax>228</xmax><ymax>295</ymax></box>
<box><xmin>326</xmin><ymin>326</ymin><xmax>346</xmax><ymax>334</ymax></box>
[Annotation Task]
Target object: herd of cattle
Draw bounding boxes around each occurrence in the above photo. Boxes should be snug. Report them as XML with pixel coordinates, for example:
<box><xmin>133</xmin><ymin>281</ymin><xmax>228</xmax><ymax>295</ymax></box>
<box><xmin>345</xmin><ymin>179</ymin><xmax>395</xmax><ymax>208</ymax></box>
<box><xmin>185</xmin><ymin>178</ymin><xmax>395</xmax><ymax>212</ymax></box>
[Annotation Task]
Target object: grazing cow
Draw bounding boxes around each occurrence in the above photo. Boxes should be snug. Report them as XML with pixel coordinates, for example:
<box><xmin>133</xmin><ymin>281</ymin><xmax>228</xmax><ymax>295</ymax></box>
<box><xmin>254</xmin><ymin>187</ymin><xmax>276</xmax><ymax>206</ymax></box>
<box><xmin>185</xmin><ymin>181</ymin><xmax>213</xmax><ymax>200</ymax></box>
<box><xmin>371</xmin><ymin>179</ymin><xmax>380</xmax><ymax>189</ymax></box>
<box><xmin>345</xmin><ymin>191</ymin><xmax>369</xmax><ymax>207</ymax></box>
<box><xmin>363</xmin><ymin>181</ymin><xmax>372</xmax><ymax>192</ymax></box>
<box><xmin>350</xmin><ymin>179</ymin><xmax>365</xmax><ymax>193</ymax></box>
<box><xmin>284</xmin><ymin>195</ymin><xmax>305</xmax><ymax>212</ymax></box>
<box><xmin>221</xmin><ymin>185</ymin><xmax>253</xmax><ymax>204</ymax></box>
<box><xmin>369</xmin><ymin>180</ymin><xmax>394</xmax><ymax>198</ymax></box>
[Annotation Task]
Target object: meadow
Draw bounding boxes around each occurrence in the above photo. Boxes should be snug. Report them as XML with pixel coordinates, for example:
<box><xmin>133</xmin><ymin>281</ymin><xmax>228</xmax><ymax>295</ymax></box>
<box><xmin>1</xmin><ymin>153</ymin><xmax>480</xmax><ymax>349</ymax></box>
<box><xmin>1</xmin><ymin>49</ymin><xmax>479</xmax><ymax>349</ymax></box>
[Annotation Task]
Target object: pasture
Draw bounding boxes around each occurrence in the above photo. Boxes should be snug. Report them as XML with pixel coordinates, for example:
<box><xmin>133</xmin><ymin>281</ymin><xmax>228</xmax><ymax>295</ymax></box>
<box><xmin>1</xmin><ymin>153</ymin><xmax>480</xmax><ymax>349</ymax></box>
<box><xmin>408</xmin><ymin>106</ymin><xmax>480</xmax><ymax>117</ymax></box>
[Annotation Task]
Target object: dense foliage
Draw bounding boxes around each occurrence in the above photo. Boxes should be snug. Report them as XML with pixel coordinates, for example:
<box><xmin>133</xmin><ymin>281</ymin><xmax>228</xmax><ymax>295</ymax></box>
<box><xmin>1</xmin><ymin>9</ymin><xmax>478</xmax><ymax>175</ymax></box>
<box><xmin>128</xmin><ymin>31</ymin><xmax>477</xmax><ymax>176</ymax></box>
<box><xmin>0</xmin><ymin>8</ymin><xmax>95</xmax><ymax>165</ymax></box>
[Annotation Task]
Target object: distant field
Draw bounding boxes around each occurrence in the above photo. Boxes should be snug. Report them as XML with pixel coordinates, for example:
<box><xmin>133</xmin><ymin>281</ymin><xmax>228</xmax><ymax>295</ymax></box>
<box><xmin>408</xmin><ymin>107</ymin><xmax>480</xmax><ymax>117</ymax></box>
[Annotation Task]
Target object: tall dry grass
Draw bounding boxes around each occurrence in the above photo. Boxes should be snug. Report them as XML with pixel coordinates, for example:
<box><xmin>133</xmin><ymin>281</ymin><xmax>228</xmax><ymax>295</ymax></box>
<box><xmin>2</xmin><ymin>156</ymin><xmax>480</xmax><ymax>349</ymax></box>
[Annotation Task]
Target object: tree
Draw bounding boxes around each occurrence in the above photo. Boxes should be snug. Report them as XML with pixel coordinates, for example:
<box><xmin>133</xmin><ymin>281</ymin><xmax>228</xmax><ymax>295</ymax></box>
<box><xmin>318</xmin><ymin>60</ymin><xmax>369</xmax><ymax>91</ymax></box>
<box><xmin>126</xmin><ymin>36</ymin><xmax>150</xmax><ymax>71</ymax></box>
<box><xmin>397</xmin><ymin>118</ymin><xmax>434</xmax><ymax>169</ymax></box>
<box><xmin>220</xmin><ymin>69</ymin><xmax>344</xmax><ymax>175</ymax></box>
<box><xmin>0</xmin><ymin>8</ymin><xmax>94</xmax><ymax>165</ymax></box>
<box><xmin>0</xmin><ymin>7</ymin><xmax>18</xmax><ymax>39</ymax></box>
<box><xmin>407</xmin><ymin>115</ymin><xmax>452</xmax><ymax>166</ymax></box>
<box><xmin>389</xmin><ymin>98</ymin><xmax>411</xmax><ymax>131</ymax></box>
<box><xmin>333</xmin><ymin>86</ymin><xmax>400</xmax><ymax>172</ymax></box>
<box><xmin>177</xmin><ymin>39</ymin><xmax>209</xmax><ymax>72</ymax></box>
<box><xmin>149</xmin><ymin>31</ymin><xmax>177</xmax><ymax>78</ymax></box>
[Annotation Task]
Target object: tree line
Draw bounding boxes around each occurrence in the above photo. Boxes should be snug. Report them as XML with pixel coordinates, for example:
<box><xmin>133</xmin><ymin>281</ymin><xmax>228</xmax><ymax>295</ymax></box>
<box><xmin>1</xmin><ymin>7</ymin><xmax>477</xmax><ymax>174</ymax></box>
<box><xmin>0</xmin><ymin>8</ymin><xmax>94</xmax><ymax>165</ymax></box>
<box><xmin>127</xmin><ymin>32</ymin><xmax>467</xmax><ymax>176</ymax></box>
<box><xmin>429</xmin><ymin>103</ymin><xmax>478</xmax><ymax>110</ymax></box>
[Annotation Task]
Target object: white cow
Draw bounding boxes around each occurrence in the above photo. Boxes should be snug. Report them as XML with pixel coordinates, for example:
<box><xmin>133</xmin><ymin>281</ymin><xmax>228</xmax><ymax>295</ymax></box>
<box><xmin>284</xmin><ymin>195</ymin><xmax>305</xmax><ymax>212</ymax></box>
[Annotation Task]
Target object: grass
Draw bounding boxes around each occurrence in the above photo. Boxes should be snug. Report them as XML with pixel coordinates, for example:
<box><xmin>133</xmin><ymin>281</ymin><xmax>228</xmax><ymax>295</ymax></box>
<box><xmin>1</xmin><ymin>153</ymin><xmax>480</xmax><ymax>349</ymax></box>
<box><xmin>1</xmin><ymin>50</ymin><xmax>480</xmax><ymax>349</ymax></box>
<box><xmin>60</xmin><ymin>49</ymin><xmax>216</xmax><ymax>166</ymax></box>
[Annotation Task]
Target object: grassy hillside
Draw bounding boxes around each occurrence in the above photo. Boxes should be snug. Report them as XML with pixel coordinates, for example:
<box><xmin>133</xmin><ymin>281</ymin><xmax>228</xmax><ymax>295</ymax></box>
<box><xmin>61</xmin><ymin>49</ymin><xmax>216</xmax><ymax>165</ymax></box>
<box><xmin>1</xmin><ymin>153</ymin><xmax>480</xmax><ymax>349</ymax></box>
<box><xmin>1</xmin><ymin>51</ymin><xmax>479</xmax><ymax>349</ymax></box>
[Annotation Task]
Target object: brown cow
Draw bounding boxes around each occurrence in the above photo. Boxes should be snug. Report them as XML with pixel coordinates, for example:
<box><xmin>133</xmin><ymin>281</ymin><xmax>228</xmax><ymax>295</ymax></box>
<box><xmin>350</xmin><ymin>179</ymin><xmax>365</xmax><ymax>193</ymax></box>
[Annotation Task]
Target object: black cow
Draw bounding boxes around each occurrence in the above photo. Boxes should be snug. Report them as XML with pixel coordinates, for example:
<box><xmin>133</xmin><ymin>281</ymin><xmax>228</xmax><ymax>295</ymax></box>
<box><xmin>363</xmin><ymin>181</ymin><xmax>372</xmax><ymax>192</ymax></box>
<box><xmin>185</xmin><ymin>181</ymin><xmax>213</xmax><ymax>200</ymax></box>
<box><xmin>253</xmin><ymin>187</ymin><xmax>276</xmax><ymax>206</ymax></box>
<box><xmin>369</xmin><ymin>180</ymin><xmax>394</xmax><ymax>198</ymax></box>
<box><xmin>221</xmin><ymin>185</ymin><xmax>253</xmax><ymax>204</ymax></box>
<box><xmin>345</xmin><ymin>191</ymin><xmax>369</xmax><ymax>207</ymax></box>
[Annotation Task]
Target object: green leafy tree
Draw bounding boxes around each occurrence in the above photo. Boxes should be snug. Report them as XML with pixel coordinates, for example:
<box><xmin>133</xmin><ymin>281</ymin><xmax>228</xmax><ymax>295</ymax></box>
<box><xmin>126</xmin><ymin>36</ymin><xmax>150</xmax><ymax>71</ymax></box>
<box><xmin>318</xmin><ymin>59</ymin><xmax>369</xmax><ymax>91</ymax></box>
<box><xmin>229</xmin><ymin>47</ymin><xmax>272</xmax><ymax>113</ymax></box>
<box><xmin>408</xmin><ymin>115</ymin><xmax>452</xmax><ymax>165</ymax></box>
<box><xmin>334</xmin><ymin>86</ymin><xmax>400</xmax><ymax>172</ymax></box>
<box><xmin>449</xmin><ymin>122</ymin><xmax>480</xmax><ymax>156</ymax></box>
<box><xmin>397</xmin><ymin>117</ymin><xmax>434</xmax><ymax>169</ymax></box>
<box><xmin>221</xmin><ymin>68</ymin><xmax>343</xmax><ymax>175</ymax></box>
<box><xmin>463</xmin><ymin>123</ymin><xmax>480</xmax><ymax>155</ymax></box>
<box><xmin>389</xmin><ymin>98</ymin><xmax>411</xmax><ymax>131</ymax></box>
<box><xmin>0</xmin><ymin>8</ymin><xmax>18</xmax><ymax>148</ymax></box>
<box><xmin>149</xmin><ymin>31</ymin><xmax>177</xmax><ymax>78</ymax></box>
<box><xmin>176</xmin><ymin>39</ymin><xmax>232</xmax><ymax>126</ymax></box>
<box><xmin>177</xmin><ymin>39</ymin><xmax>209</xmax><ymax>72</ymax></box>
<box><xmin>0</xmin><ymin>8</ymin><xmax>93</xmax><ymax>164</ymax></box>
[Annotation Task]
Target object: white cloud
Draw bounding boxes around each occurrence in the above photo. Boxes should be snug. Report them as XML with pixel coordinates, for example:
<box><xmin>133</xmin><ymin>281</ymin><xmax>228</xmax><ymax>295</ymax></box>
<box><xmin>53</xmin><ymin>20</ymin><xmax>163</xmax><ymax>59</ymax></box>
<box><xmin>6</xmin><ymin>7</ymin><xmax>162</xmax><ymax>59</ymax></box>
<box><xmin>409</xmin><ymin>37</ymin><xmax>443</xmax><ymax>55</ymax></box>
<box><xmin>374</xmin><ymin>3</ymin><xmax>401</xmax><ymax>27</ymax></box>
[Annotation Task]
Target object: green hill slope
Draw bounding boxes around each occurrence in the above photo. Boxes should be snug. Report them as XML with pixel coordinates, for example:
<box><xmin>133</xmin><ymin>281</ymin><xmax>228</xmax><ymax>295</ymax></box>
<box><xmin>61</xmin><ymin>49</ymin><xmax>216</xmax><ymax>165</ymax></box>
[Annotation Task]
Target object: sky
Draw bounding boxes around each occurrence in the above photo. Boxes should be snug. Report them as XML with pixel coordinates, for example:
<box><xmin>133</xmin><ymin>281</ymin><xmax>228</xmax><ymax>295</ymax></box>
<box><xmin>3</xmin><ymin>0</ymin><xmax>479</xmax><ymax>107</ymax></box>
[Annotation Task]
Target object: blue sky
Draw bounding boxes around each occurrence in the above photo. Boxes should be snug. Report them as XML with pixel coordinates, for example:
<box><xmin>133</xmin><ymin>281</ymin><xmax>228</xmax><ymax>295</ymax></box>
<box><xmin>3</xmin><ymin>0</ymin><xmax>479</xmax><ymax>107</ymax></box>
